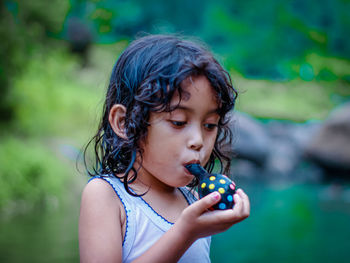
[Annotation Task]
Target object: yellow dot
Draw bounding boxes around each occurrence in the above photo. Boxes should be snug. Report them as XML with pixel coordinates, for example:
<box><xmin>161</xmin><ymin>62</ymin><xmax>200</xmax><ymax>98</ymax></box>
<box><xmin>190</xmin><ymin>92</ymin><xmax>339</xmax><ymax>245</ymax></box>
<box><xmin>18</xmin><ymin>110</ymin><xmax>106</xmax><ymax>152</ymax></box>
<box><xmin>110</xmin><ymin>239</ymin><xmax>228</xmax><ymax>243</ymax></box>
<box><xmin>219</xmin><ymin>179</ymin><xmax>226</xmax><ymax>184</ymax></box>
<box><xmin>209</xmin><ymin>176</ymin><xmax>216</xmax><ymax>181</ymax></box>
<box><xmin>201</xmin><ymin>183</ymin><xmax>206</xmax><ymax>188</ymax></box>
<box><xmin>218</xmin><ymin>188</ymin><xmax>225</xmax><ymax>194</ymax></box>
<box><xmin>209</xmin><ymin>184</ymin><xmax>215</xmax><ymax>190</ymax></box>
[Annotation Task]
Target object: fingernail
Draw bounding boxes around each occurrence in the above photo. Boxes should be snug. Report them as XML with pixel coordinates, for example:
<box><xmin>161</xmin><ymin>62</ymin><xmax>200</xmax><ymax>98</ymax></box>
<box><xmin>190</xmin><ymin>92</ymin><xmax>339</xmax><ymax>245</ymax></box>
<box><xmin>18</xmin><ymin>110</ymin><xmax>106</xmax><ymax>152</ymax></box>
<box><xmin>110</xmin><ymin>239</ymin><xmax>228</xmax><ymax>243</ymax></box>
<box><xmin>211</xmin><ymin>192</ymin><xmax>220</xmax><ymax>200</ymax></box>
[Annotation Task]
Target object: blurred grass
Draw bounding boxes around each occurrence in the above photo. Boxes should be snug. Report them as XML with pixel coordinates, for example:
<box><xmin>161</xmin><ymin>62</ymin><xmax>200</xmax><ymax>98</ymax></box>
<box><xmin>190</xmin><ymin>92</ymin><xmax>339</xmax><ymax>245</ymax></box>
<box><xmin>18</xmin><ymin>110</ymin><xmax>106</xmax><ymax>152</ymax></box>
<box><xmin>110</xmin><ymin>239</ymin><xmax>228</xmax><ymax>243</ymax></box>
<box><xmin>235</xmin><ymin>77</ymin><xmax>338</xmax><ymax>121</ymax></box>
<box><xmin>232</xmin><ymin>54</ymin><xmax>350</xmax><ymax>121</ymax></box>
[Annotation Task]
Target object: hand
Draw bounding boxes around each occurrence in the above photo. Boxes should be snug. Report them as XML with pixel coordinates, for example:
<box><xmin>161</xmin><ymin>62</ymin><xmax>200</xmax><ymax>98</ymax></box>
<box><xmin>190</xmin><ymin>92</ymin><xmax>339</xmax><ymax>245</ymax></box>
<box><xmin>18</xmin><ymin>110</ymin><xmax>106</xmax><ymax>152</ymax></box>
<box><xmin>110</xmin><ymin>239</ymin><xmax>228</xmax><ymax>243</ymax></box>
<box><xmin>176</xmin><ymin>188</ymin><xmax>250</xmax><ymax>241</ymax></box>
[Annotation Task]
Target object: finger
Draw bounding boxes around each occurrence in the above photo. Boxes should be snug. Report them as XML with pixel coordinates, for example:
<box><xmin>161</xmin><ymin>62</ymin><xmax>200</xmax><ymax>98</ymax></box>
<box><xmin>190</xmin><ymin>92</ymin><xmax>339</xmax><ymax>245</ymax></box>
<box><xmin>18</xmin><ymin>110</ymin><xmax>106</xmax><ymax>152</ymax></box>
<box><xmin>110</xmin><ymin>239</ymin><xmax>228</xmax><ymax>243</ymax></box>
<box><xmin>236</xmin><ymin>188</ymin><xmax>247</xmax><ymax>199</ymax></box>
<box><xmin>205</xmin><ymin>194</ymin><xmax>243</xmax><ymax>223</ymax></box>
<box><xmin>236</xmin><ymin>189</ymin><xmax>250</xmax><ymax>217</ymax></box>
<box><xmin>232</xmin><ymin>193</ymin><xmax>243</xmax><ymax>215</ymax></box>
<box><xmin>213</xmin><ymin>194</ymin><xmax>242</xmax><ymax>217</ymax></box>
<box><xmin>188</xmin><ymin>192</ymin><xmax>221</xmax><ymax>216</ymax></box>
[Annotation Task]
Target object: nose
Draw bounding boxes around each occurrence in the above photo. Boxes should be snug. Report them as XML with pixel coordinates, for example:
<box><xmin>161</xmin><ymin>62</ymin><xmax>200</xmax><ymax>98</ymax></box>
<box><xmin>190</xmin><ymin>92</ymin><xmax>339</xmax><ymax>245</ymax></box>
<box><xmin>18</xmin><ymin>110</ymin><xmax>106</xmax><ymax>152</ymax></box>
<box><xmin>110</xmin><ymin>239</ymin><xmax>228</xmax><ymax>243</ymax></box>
<box><xmin>187</xmin><ymin>125</ymin><xmax>204</xmax><ymax>151</ymax></box>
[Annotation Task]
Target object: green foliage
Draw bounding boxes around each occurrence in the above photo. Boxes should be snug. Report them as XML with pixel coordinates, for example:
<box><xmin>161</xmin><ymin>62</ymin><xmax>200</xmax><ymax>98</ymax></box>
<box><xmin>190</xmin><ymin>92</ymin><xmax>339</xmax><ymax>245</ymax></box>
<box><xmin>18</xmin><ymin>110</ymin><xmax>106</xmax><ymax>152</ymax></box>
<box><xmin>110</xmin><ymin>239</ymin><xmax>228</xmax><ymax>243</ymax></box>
<box><xmin>0</xmin><ymin>45</ymin><xmax>106</xmax><ymax>211</ymax></box>
<box><xmin>7</xmin><ymin>48</ymin><xmax>102</xmax><ymax>138</ymax></box>
<box><xmin>0</xmin><ymin>136</ymin><xmax>67</xmax><ymax>212</ymax></box>
<box><xmin>0</xmin><ymin>0</ymin><xmax>69</xmax><ymax>122</ymax></box>
<box><xmin>65</xmin><ymin>0</ymin><xmax>350</xmax><ymax>80</ymax></box>
<box><xmin>202</xmin><ymin>0</ymin><xmax>350</xmax><ymax>79</ymax></box>
<box><xmin>2</xmin><ymin>0</ymin><xmax>350</xmax><ymax>213</ymax></box>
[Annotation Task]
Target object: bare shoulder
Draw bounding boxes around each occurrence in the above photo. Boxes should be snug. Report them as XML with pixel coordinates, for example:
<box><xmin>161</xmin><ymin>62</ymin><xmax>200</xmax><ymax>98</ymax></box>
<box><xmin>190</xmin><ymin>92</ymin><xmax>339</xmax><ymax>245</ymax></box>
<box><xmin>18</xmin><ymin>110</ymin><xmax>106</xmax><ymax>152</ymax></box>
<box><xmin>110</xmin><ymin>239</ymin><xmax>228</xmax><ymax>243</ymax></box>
<box><xmin>79</xmin><ymin>178</ymin><xmax>124</xmax><ymax>262</ymax></box>
<box><xmin>80</xmin><ymin>176</ymin><xmax>124</xmax><ymax>226</ymax></box>
<box><xmin>80</xmin><ymin>177</ymin><xmax>125</xmax><ymax>227</ymax></box>
<box><xmin>81</xmin><ymin>178</ymin><xmax>119</xmax><ymax>204</ymax></box>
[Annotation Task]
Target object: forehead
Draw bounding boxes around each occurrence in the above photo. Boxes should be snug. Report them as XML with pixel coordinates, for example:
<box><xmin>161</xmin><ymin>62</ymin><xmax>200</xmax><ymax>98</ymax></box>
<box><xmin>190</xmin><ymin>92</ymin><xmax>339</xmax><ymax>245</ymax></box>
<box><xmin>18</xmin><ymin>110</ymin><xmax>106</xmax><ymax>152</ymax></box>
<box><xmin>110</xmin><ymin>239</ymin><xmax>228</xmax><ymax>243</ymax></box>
<box><xmin>170</xmin><ymin>75</ymin><xmax>219</xmax><ymax>108</ymax></box>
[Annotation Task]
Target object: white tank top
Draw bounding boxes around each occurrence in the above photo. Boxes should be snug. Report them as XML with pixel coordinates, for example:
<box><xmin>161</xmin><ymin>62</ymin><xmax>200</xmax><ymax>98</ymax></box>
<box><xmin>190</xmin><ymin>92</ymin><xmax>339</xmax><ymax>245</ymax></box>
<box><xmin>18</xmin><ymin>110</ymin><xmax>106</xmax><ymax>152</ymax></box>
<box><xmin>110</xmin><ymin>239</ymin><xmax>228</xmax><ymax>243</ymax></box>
<box><xmin>93</xmin><ymin>175</ymin><xmax>211</xmax><ymax>263</ymax></box>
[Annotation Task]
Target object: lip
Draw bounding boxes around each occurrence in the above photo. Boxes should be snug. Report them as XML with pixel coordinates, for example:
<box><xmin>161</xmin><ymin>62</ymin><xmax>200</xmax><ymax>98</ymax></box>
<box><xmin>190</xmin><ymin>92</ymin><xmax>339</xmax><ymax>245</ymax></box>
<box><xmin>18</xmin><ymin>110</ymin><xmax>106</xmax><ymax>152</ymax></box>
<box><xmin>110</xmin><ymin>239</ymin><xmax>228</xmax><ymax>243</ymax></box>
<box><xmin>184</xmin><ymin>160</ymin><xmax>200</xmax><ymax>167</ymax></box>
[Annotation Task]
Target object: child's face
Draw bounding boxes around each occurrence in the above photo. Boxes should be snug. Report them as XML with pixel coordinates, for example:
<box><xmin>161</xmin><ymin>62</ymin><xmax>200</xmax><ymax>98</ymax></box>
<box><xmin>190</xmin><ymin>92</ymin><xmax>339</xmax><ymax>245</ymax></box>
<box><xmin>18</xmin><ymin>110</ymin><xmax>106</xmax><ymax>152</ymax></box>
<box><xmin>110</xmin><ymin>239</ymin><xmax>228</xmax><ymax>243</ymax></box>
<box><xmin>139</xmin><ymin>75</ymin><xmax>220</xmax><ymax>188</ymax></box>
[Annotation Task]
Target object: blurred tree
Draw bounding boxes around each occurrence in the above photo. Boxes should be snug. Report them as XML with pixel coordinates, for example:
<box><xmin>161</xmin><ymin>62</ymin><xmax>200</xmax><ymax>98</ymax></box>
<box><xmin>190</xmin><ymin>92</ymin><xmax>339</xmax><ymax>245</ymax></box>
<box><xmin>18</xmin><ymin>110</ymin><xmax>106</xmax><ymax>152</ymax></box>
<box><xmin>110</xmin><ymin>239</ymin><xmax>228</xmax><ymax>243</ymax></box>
<box><xmin>0</xmin><ymin>0</ymin><xmax>68</xmax><ymax>124</ymax></box>
<box><xmin>62</xmin><ymin>0</ymin><xmax>350</xmax><ymax>80</ymax></box>
<box><xmin>200</xmin><ymin>0</ymin><xmax>350</xmax><ymax>79</ymax></box>
<box><xmin>66</xmin><ymin>17</ymin><xmax>93</xmax><ymax>66</ymax></box>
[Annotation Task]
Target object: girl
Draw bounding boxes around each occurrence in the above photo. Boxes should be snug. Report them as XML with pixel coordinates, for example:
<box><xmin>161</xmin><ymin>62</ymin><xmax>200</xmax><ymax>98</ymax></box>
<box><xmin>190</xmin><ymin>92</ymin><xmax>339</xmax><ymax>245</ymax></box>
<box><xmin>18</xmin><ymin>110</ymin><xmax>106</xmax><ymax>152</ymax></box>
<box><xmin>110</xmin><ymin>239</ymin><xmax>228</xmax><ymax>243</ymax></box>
<box><xmin>79</xmin><ymin>35</ymin><xmax>250</xmax><ymax>263</ymax></box>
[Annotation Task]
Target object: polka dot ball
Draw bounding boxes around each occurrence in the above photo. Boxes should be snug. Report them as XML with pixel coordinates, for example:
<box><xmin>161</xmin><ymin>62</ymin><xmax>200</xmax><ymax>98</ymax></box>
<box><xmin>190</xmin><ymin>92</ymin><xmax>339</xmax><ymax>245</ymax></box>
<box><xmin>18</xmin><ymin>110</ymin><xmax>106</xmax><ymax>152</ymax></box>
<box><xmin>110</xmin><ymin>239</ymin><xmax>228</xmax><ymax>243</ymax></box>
<box><xmin>218</xmin><ymin>203</ymin><xmax>226</xmax><ymax>210</ymax></box>
<box><xmin>185</xmin><ymin>164</ymin><xmax>236</xmax><ymax>210</ymax></box>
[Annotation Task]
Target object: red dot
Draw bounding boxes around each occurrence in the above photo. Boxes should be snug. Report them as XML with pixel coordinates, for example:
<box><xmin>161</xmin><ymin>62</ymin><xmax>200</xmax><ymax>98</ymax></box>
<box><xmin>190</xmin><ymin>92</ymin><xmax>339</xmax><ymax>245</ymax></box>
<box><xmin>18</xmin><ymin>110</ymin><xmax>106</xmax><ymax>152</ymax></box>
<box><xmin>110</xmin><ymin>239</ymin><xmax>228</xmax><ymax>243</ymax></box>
<box><xmin>230</xmin><ymin>184</ymin><xmax>235</xmax><ymax>190</ymax></box>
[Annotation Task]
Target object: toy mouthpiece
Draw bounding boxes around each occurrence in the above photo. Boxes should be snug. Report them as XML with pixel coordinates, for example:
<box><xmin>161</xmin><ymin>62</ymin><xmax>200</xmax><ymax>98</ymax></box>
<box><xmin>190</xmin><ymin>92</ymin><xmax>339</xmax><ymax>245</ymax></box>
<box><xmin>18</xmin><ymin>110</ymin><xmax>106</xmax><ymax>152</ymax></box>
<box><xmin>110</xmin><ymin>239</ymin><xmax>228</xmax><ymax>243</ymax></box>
<box><xmin>185</xmin><ymin>163</ymin><xmax>208</xmax><ymax>178</ymax></box>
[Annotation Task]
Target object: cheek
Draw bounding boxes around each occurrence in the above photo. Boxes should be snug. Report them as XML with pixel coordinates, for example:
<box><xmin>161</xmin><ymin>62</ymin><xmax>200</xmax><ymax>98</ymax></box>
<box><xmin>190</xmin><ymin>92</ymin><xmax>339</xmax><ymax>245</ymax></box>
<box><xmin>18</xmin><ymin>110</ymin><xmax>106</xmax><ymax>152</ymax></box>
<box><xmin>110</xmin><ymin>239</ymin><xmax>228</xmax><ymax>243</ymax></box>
<box><xmin>203</xmin><ymin>134</ymin><xmax>218</xmax><ymax>161</ymax></box>
<box><xmin>141</xmin><ymin>130</ymin><xmax>178</xmax><ymax>164</ymax></box>
<box><xmin>208</xmin><ymin>130</ymin><xmax>218</xmax><ymax>147</ymax></box>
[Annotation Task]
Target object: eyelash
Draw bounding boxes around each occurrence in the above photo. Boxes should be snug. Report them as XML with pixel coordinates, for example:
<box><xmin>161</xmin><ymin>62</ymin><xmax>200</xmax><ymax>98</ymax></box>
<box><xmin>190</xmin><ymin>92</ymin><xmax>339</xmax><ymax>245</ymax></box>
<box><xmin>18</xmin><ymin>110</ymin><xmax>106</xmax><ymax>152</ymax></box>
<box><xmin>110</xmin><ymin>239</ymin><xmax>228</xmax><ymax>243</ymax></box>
<box><xmin>170</xmin><ymin>121</ymin><xmax>186</xmax><ymax>127</ymax></box>
<box><xmin>204</xmin><ymin>123</ymin><xmax>218</xmax><ymax>130</ymax></box>
<box><xmin>170</xmin><ymin>121</ymin><xmax>218</xmax><ymax>130</ymax></box>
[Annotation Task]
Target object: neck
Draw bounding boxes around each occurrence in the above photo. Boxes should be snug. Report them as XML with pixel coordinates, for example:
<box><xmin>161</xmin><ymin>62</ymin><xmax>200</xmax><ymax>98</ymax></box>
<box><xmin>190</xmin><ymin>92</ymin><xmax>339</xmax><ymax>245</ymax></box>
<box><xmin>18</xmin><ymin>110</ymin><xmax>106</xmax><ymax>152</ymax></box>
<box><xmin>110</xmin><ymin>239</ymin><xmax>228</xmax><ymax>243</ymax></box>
<box><xmin>128</xmin><ymin>168</ymin><xmax>177</xmax><ymax>195</ymax></box>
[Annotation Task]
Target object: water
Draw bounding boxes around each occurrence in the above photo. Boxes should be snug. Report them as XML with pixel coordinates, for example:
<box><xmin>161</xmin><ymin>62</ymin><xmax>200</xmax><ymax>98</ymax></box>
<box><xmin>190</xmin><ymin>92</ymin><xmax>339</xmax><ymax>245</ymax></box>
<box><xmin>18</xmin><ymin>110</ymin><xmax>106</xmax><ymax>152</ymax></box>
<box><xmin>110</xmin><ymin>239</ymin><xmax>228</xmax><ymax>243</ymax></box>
<box><xmin>0</xmin><ymin>177</ymin><xmax>83</xmax><ymax>263</ymax></box>
<box><xmin>211</xmin><ymin>180</ymin><xmax>350</xmax><ymax>263</ymax></box>
<box><xmin>1</xmin><ymin>179</ymin><xmax>350</xmax><ymax>262</ymax></box>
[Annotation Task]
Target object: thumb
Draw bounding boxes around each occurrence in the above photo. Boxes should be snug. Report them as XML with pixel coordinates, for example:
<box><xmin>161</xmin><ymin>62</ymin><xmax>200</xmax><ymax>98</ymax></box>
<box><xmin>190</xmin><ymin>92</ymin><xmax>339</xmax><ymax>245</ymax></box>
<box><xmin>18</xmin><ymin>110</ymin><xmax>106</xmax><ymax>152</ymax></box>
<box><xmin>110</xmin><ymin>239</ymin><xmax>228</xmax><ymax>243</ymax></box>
<box><xmin>188</xmin><ymin>192</ymin><xmax>221</xmax><ymax>215</ymax></box>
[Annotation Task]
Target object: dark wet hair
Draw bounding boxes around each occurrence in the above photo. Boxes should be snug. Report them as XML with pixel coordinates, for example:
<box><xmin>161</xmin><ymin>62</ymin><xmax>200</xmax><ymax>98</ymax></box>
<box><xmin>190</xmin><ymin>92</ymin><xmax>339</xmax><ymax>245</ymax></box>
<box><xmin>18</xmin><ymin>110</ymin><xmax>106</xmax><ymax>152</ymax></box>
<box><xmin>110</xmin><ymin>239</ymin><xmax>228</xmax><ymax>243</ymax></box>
<box><xmin>84</xmin><ymin>34</ymin><xmax>237</xmax><ymax>196</ymax></box>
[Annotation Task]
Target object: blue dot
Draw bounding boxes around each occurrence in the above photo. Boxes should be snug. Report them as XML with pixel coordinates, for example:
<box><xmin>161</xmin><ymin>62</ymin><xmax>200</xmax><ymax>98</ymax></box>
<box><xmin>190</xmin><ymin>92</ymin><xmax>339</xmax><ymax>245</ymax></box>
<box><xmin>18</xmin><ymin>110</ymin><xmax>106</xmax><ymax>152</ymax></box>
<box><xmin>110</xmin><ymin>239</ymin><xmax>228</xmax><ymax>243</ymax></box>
<box><xmin>227</xmin><ymin>195</ymin><xmax>233</xmax><ymax>202</ymax></box>
<box><xmin>218</xmin><ymin>203</ymin><xmax>226</xmax><ymax>210</ymax></box>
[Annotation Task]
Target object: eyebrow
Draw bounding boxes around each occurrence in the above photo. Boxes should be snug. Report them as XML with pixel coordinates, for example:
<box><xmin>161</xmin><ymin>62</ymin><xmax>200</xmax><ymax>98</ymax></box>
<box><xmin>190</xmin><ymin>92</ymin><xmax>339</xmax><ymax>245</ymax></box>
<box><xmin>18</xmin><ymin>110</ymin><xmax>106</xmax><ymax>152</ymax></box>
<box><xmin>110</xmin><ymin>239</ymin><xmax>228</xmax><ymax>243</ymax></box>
<box><xmin>170</xmin><ymin>105</ymin><xmax>219</xmax><ymax>115</ymax></box>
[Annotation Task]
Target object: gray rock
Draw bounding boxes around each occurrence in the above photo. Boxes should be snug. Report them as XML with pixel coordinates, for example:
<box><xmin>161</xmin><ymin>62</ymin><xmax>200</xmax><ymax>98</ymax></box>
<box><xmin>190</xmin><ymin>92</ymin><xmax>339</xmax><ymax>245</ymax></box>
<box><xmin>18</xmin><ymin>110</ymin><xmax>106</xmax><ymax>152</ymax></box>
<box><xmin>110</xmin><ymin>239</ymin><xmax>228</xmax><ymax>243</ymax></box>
<box><xmin>304</xmin><ymin>102</ymin><xmax>350</xmax><ymax>175</ymax></box>
<box><xmin>227</xmin><ymin>112</ymin><xmax>323</xmax><ymax>180</ymax></box>
<box><xmin>228</xmin><ymin>112</ymin><xmax>270</xmax><ymax>166</ymax></box>
<box><xmin>264</xmin><ymin>121</ymin><xmax>320</xmax><ymax>176</ymax></box>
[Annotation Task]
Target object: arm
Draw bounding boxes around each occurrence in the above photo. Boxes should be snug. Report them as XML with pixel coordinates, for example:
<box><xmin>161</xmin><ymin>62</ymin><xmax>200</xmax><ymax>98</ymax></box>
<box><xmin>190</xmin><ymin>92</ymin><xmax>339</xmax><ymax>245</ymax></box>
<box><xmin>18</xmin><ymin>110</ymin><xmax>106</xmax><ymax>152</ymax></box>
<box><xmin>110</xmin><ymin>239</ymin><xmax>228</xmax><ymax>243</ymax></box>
<box><xmin>79</xmin><ymin>180</ymin><xmax>250</xmax><ymax>263</ymax></box>
<box><xmin>132</xmin><ymin>189</ymin><xmax>250</xmax><ymax>263</ymax></box>
<box><xmin>79</xmin><ymin>179</ymin><xmax>124</xmax><ymax>263</ymax></box>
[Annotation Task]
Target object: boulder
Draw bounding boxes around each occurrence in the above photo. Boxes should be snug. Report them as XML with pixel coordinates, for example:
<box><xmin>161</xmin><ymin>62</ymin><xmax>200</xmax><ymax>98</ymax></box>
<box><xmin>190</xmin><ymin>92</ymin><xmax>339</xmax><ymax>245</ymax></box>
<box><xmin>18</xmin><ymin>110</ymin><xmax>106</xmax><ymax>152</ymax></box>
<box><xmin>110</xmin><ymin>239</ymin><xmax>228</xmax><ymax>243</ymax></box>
<box><xmin>264</xmin><ymin>121</ymin><xmax>320</xmax><ymax>176</ymax></box>
<box><xmin>304</xmin><ymin>102</ymin><xmax>350</xmax><ymax>176</ymax></box>
<box><xmin>227</xmin><ymin>112</ymin><xmax>322</xmax><ymax>179</ymax></box>
<box><xmin>227</xmin><ymin>112</ymin><xmax>270</xmax><ymax>166</ymax></box>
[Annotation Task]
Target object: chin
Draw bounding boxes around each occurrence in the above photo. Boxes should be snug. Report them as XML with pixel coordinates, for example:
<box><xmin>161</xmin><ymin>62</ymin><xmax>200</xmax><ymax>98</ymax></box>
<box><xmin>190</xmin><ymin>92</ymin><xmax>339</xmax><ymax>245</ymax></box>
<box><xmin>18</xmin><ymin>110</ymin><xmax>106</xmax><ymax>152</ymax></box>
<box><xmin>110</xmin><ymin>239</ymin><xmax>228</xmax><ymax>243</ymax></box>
<box><xmin>181</xmin><ymin>176</ymin><xmax>195</xmax><ymax>187</ymax></box>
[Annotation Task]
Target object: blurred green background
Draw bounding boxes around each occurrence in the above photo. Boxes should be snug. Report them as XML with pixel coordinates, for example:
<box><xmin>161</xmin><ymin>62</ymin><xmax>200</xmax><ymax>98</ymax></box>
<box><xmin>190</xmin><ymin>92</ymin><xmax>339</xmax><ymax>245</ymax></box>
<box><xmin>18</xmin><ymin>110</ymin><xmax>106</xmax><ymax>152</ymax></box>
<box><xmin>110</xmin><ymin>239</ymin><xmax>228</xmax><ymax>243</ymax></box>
<box><xmin>1</xmin><ymin>0</ymin><xmax>349</xmax><ymax>262</ymax></box>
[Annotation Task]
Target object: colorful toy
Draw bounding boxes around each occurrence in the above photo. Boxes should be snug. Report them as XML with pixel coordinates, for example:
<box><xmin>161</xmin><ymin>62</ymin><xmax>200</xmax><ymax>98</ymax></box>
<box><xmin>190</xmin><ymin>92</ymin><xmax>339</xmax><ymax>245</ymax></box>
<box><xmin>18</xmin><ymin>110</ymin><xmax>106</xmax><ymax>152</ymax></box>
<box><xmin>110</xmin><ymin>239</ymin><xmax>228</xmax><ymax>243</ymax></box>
<box><xmin>185</xmin><ymin>163</ymin><xmax>236</xmax><ymax>210</ymax></box>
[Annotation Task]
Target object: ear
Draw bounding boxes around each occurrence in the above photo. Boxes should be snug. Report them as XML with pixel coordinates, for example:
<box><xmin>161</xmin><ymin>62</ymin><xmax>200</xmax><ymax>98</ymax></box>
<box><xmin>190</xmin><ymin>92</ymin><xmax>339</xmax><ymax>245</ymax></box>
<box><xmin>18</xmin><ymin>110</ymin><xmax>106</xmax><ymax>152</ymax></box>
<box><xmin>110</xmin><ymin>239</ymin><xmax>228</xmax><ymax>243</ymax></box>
<box><xmin>108</xmin><ymin>104</ymin><xmax>128</xmax><ymax>140</ymax></box>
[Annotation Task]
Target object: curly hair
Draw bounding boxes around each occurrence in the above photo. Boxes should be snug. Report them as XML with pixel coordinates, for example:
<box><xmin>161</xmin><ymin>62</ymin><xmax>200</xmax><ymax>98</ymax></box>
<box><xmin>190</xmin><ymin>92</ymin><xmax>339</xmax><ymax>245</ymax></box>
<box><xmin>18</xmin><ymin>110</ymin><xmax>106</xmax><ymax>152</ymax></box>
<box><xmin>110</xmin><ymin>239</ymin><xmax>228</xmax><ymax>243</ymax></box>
<box><xmin>84</xmin><ymin>34</ymin><xmax>237</xmax><ymax>196</ymax></box>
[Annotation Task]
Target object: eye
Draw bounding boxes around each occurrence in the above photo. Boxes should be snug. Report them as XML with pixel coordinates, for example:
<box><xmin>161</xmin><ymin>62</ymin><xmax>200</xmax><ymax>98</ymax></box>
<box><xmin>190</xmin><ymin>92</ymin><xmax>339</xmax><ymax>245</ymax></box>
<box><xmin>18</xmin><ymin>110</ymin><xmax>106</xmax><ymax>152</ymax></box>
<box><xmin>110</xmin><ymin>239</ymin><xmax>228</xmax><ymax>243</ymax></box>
<box><xmin>204</xmin><ymin>123</ymin><xmax>218</xmax><ymax>130</ymax></box>
<box><xmin>170</xmin><ymin>121</ymin><xmax>187</xmax><ymax>127</ymax></box>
